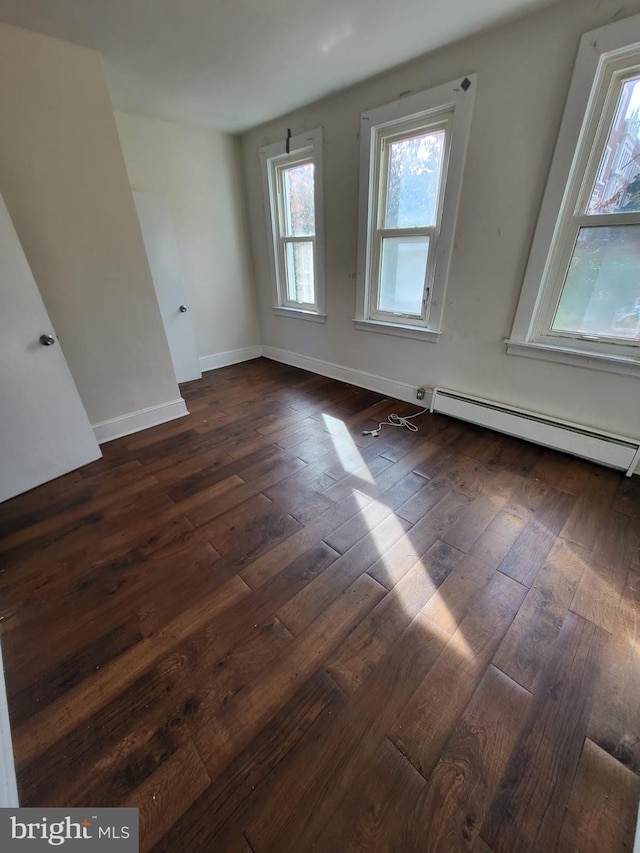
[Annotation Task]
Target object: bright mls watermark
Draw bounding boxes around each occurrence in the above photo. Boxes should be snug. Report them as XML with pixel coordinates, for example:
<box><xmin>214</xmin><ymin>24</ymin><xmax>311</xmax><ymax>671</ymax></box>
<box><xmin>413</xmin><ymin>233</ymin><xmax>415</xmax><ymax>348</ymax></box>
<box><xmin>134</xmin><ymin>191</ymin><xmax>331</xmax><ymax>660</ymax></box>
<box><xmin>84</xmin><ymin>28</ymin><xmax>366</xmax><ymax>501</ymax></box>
<box><xmin>0</xmin><ymin>809</ymin><xmax>138</xmax><ymax>850</ymax></box>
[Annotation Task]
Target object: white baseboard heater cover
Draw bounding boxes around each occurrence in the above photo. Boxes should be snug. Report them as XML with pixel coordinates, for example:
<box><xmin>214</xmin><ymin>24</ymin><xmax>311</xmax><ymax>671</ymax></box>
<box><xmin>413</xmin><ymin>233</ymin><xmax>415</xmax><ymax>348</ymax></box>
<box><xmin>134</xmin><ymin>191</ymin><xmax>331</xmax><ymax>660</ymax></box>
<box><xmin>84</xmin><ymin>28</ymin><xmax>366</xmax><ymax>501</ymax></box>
<box><xmin>430</xmin><ymin>388</ymin><xmax>640</xmax><ymax>477</ymax></box>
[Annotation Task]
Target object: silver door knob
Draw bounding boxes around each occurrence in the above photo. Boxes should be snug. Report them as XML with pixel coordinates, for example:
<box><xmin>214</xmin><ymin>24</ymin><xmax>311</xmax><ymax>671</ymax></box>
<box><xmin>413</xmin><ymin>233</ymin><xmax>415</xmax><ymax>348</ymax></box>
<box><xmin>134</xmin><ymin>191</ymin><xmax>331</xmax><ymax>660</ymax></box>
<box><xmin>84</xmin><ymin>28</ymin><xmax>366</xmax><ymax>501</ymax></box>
<box><xmin>39</xmin><ymin>334</ymin><xmax>55</xmax><ymax>346</ymax></box>
<box><xmin>179</xmin><ymin>305</ymin><xmax>188</xmax><ymax>313</ymax></box>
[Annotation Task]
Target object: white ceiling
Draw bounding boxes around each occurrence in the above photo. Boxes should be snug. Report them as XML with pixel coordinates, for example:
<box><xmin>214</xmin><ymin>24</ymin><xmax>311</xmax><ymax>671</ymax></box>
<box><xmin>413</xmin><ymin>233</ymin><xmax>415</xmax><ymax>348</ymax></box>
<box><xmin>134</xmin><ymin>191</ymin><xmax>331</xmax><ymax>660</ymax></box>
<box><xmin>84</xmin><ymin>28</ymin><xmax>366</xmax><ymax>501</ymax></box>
<box><xmin>0</xmin><ymin>0</ymin><xmax>561</xmax><ymax>133</ymax></box>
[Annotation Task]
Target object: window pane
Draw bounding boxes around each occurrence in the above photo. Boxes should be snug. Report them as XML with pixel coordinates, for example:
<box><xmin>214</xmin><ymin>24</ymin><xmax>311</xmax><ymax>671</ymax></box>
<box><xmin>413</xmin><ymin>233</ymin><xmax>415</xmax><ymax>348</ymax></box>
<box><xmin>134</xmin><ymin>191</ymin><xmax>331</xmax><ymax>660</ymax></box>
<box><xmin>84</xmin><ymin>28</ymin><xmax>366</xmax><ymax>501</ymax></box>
<box><xmin>587</xmin><ymin>75</ymin><xmax>640</xmax><ymax>214</ymax></box>
<box><xmin>378</xmin><ymin>236</ymin><xmax>429</xmax><ymax>315</ymax></box>
<box><xmin>553</xmin><ymin>226</ymin><xmax>640</xmax><ymax>339</ymax></box>
<box><xmin>282</xmin><ymin>163</ymin><xmax>315</xmax><ymax>236</ymax></box>
<box><xmin>384</xmin><ymin>129</ymin><xmax>446</xmax><ymax>228</ymax></box>
<box><xmin>285</xmin><ymin>240</ymin><xmax>314</xmax><ymax>303</ymax></box>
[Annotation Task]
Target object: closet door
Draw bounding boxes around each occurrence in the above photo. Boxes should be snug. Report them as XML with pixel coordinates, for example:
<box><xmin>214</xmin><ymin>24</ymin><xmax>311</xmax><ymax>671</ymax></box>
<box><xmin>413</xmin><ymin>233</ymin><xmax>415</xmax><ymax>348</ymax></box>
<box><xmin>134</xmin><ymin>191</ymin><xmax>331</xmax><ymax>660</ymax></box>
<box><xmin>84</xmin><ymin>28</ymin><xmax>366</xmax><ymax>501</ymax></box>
<box><xmin>0</xmin><ymin>194</ymin><xmax>101</xmax><ymax>503</ymax></box>
<box><xmin>134</xmin><ymin>191</ymin><xmax>201</xmax><ymax>383</ymax></box>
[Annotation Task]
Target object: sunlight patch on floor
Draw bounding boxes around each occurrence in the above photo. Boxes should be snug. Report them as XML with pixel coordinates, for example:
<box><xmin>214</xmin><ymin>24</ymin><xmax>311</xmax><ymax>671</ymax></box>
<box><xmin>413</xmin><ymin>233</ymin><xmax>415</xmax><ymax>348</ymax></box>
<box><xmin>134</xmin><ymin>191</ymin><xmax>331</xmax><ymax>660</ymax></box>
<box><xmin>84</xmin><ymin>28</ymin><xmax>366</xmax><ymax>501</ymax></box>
<box><xmin>322</xmin><ymin>414</ymin><xmax>374</xmax><ymax>483</ymax></box>
<box><xmin>324</xmin><ymin>412</ymin><xmax>472</xmax><ymax>658</ymax></box>
<box><xmin>361</xmin><ymin>499</ymin><xmax>473</xmax><ymax>660</ymax></box>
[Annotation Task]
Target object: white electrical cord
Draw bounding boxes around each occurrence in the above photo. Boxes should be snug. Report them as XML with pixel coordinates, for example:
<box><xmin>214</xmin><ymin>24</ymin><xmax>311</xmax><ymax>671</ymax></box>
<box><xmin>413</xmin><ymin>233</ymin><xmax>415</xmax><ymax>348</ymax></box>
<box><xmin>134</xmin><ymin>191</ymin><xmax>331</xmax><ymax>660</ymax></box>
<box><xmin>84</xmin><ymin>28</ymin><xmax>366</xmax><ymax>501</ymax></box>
<box><xmin>362</xmin><ymin>407</ymin><xmax>428</xmax><ymax>437</ymax></box>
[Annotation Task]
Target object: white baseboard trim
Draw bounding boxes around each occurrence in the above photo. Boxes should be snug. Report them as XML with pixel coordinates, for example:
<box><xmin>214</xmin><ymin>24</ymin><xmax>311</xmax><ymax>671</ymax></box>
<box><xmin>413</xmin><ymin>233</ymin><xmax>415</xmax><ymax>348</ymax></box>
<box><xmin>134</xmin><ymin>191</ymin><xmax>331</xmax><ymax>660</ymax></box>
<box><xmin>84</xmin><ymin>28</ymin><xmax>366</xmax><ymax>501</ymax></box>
<box><xmin>262</xmin><ymin>345</ymin><xmax>427</xmax><ymax>406</ymax></box>
<box><xmin>199</xmin><ymin>345</ymin><xmax>263</xmax><ymax>373</ymax></box>
<box><xmin>0</xmin><ymin>639</ymin><xmax>18</xmax><ymax>807</ymax></box>
<box><xmin>92</xmin><ymin>397</ymin><xmax>189</xmax><ymax>444</ymax></box>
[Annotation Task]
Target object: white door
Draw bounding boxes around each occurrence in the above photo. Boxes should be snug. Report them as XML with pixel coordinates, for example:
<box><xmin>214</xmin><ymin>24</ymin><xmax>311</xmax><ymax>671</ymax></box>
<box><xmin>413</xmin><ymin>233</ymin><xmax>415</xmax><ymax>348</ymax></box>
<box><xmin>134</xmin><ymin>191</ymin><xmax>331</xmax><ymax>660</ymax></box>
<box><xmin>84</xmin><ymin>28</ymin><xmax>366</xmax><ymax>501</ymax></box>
<box><xmin>0</xmin><ymin>194</ymin><xmax>101</xmax><ymax>504</ymax></box>
<box><xmin>133</xmin><ymin>192</ymin><xmax>201</xmax><ymax>383</ymax></box>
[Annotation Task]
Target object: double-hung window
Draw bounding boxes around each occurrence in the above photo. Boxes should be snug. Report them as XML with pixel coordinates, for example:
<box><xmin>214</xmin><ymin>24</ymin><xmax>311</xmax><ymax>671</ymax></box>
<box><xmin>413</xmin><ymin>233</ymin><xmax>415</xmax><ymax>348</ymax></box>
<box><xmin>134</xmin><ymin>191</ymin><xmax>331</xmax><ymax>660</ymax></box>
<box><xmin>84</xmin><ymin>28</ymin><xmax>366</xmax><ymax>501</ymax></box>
<box><xmin>508</xmin><ymin>14</ymin><xmax>640</xmax><ymax>375</ymax></box>
<box><xmin>355</xmin><ymin>76</ymin><xmax>476</xmax><ymax>341</ymax></box>
<box><xmin>260</xmin><ymin>128</ymin><xmax>325</xmax><ymax>321</ymax></box>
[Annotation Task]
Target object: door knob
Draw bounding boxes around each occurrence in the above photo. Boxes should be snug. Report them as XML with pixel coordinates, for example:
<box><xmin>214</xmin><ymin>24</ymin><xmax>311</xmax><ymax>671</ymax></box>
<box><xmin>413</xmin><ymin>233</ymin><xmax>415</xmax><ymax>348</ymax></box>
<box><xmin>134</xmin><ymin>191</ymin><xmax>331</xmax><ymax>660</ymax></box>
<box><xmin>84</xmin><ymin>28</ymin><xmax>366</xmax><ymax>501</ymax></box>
<box><xmin>179</xmin><ymin>305</ymin><xmax>188</xmax><ymax>313</ymax></box>
<box><xmin>39</xmin><ymin>334</ymin><xmax>55</xmax><ymax>346</ymax></box>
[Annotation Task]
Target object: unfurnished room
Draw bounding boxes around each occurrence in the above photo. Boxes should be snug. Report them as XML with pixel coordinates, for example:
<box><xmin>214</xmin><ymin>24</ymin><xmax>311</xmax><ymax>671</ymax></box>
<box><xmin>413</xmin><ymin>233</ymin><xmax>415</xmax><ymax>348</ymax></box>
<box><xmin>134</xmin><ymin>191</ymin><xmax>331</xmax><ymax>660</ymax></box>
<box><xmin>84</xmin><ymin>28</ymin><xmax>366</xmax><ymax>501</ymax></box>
<box><xmin>0</xmin><ymin>0</ymin><xmax>639</xmax><ymax>850</ymax></box>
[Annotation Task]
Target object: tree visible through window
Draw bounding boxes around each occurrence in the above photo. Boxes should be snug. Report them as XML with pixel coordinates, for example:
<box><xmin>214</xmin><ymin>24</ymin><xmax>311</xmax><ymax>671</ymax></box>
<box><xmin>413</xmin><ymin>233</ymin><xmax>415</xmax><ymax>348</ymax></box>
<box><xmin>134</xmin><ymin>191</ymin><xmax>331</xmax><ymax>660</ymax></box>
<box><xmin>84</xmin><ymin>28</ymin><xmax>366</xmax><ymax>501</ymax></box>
<box><xmin>372</xmin><ymin>120</ymin><xmax>450</xmax><ymax>321</ymax></box>
<box><xmin>509</xmin><ymin>19</ymin><xmax>640</xmax><ymax>375</ymax></box>
<box><xmin>385</xmin><ymin>130</ymin><xmax>445</xmax><ymax>229</ymax></box>
<box><xmin>552</xmin><ymin>73</ymin><xmax>640</xmax><ymax>342</ymax></box>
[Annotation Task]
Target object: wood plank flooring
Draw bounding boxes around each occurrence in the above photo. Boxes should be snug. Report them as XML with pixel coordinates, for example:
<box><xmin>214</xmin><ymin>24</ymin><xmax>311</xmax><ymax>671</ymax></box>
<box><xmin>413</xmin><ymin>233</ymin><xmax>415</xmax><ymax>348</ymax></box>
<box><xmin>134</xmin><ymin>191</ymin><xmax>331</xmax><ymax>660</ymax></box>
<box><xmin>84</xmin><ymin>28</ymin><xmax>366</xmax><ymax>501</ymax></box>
<box><xmin>1</xmin><ymin>358</ymin><xmax>639</xmax><ymax>852</ymax></box>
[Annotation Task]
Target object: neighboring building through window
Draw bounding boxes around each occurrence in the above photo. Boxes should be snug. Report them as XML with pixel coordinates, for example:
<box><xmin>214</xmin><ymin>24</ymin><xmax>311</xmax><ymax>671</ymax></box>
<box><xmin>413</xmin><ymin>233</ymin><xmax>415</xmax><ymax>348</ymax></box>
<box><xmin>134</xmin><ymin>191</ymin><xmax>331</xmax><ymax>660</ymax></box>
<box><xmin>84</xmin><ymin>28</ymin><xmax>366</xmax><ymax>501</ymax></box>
<box><xmin>508</xmin><ymin>14</ymin><xmax>640</xmax><ymax>375</ymax></box>
<box><xmin>354</xmin><ymin>76</ymin><xmax>476</xmax><ymax>341</ymax></box>
<box><xmin>260</xmin><ymin>128</ymin><xmax>325</xmax><ymax>321</ymax></box>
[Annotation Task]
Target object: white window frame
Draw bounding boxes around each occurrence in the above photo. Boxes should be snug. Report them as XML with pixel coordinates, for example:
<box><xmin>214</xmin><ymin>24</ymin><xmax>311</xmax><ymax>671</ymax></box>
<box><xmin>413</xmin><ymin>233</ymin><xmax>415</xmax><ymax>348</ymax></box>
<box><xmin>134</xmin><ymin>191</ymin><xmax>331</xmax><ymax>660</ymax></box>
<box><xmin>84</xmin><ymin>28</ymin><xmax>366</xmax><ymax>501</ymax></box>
<box><xmin>507</xmin><ymin>14</ymin><xmax>640</xmax><ymax>377</ymax></box>
<box><xmin>260</xmin><ymin>127</ymin><xmax>326</xmax><ymax>322</ymax></box>
<box><xmin>354</xmin><ymin>75</ymin><xmax>476</xmax><ymax>342</ymax></box>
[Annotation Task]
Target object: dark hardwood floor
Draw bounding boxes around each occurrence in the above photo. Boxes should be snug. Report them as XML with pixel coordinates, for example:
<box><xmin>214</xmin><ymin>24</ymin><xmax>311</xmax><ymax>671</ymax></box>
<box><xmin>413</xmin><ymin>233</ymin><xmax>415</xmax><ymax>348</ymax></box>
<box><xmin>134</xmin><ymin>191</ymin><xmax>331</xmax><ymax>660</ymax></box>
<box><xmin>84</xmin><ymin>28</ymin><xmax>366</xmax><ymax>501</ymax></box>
<box><xmin>1</xmin><ymin>357</ymin><xmax>639</xmax><ymax>852</ymax></box>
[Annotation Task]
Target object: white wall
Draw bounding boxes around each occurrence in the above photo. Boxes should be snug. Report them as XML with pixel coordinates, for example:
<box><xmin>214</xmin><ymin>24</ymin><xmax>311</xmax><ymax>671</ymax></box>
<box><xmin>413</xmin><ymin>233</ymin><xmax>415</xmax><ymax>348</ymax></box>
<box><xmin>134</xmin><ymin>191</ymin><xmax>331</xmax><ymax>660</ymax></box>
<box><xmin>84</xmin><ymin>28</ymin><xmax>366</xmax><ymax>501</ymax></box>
<box><xmin>115</xmin><ymin>112</ymin><xmax>261</xmax><ymax>363</ymax></box>
<box><xmin>241</xmin><ymin>0</ymin><xmax>640</xmax><ymax>440</ymax></box>
<box><xmin>0</xmin><ymin>23</ymin><xmax>180</xmax><ymax>426</ymax></box>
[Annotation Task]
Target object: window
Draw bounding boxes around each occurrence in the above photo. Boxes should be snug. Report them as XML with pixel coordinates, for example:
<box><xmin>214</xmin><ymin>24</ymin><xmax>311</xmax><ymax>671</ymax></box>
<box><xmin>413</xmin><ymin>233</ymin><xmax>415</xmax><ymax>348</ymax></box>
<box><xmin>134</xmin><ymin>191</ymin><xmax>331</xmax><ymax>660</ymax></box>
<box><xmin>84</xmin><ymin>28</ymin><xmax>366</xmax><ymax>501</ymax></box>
<box><xmin>508</xmin><ymin>14</ymin><xmax>640</xmax><ymax>376</ymax></box>
<box><xmin>355</xmin><ymin>76</ymin><xmax>476</xmax><ymax>341</ymax></box>
<box><xmin>260</xmin><ymin>128</ymin><xmax>325</xmax><ymax>321</ymax></box>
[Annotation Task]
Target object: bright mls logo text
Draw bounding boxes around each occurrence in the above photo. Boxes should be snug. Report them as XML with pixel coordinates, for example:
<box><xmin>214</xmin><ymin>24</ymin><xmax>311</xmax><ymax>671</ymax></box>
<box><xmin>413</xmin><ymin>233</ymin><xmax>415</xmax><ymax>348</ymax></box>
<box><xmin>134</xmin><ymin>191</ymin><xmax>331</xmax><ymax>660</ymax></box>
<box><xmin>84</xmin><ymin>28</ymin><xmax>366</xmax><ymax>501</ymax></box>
<box><xmin>11</xmin><ymin>815</ymin><xmax>132</xmax><ymax>846</ymax></box>
<box><xmin>1</xmin><ymin>809</ymin><xmax>139</xmax><ymax>850</ymax></box>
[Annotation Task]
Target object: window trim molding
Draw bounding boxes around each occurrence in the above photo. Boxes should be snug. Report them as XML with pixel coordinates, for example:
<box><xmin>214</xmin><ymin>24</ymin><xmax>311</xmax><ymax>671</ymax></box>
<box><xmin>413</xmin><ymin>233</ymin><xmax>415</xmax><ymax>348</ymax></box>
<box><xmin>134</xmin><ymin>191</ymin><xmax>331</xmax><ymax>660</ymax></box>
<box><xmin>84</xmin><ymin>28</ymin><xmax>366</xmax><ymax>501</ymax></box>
<box><xmin>504</xmin><ymin>337</ymin><xmax>640</xmax><ymax>377</ymax></box>
<box><xmin>354</xmin><ymin>75</ymin><xmax>476</xmax><ymax>339</ymax></box>
<box><xmin>509</xmin><ymin>14</ymin><xmax>640</xmax><ymax>371</ymax></box>
<box><xmin>271</xmin><ymin>305</ymin><xmax>327</xmax><ymax>323</ymax></box>
<box><xmin>352</xmin><ymin>318</ymin><xmax>442</xmax><ymax>342</ymax></box>
<box><xmin>260</xmin><ymin>127</ymin><xmax>326</xmax><ymax>319</ymax></box>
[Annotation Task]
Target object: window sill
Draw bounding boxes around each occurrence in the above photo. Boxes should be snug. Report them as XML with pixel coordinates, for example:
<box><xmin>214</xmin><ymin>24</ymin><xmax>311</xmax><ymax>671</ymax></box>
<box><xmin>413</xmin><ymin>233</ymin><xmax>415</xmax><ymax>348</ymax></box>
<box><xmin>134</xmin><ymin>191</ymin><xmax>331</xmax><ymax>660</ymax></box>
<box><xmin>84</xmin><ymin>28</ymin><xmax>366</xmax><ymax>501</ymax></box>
<box><xmin>505</xmin><ymin>338</ymin><xmax>640</xmax><ymax>378</ymax></box>
<box><xmin>271</xmin><ymin>306</ymin><xmax>326</xmax><ymax>323</ymax></box>
<box><xmin>353</xmin><ymin>318</ymin><xmax>441</xmax><ymax>343</ymax></box>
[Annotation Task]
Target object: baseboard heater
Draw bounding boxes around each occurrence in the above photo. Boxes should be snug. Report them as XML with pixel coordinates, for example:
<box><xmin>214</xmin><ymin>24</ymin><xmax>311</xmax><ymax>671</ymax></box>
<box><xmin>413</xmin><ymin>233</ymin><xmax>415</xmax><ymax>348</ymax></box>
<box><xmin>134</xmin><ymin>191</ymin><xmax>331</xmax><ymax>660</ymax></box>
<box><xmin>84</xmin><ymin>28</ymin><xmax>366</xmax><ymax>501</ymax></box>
<box><xmin>430</xmin><ymin>387</ymin><xmax>640</xmax><ymax>477</ymax></box>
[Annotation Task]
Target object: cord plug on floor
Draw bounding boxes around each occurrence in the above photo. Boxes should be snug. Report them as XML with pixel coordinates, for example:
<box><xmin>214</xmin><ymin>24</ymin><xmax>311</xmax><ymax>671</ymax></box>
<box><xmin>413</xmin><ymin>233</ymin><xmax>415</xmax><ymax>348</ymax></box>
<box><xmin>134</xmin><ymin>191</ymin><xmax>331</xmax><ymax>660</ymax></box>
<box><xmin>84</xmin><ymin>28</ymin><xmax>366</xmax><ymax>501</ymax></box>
<box><xmin>360</xmin><ymin>406</ymin><xmax>428</xmax><ymax>439</ymax></box>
